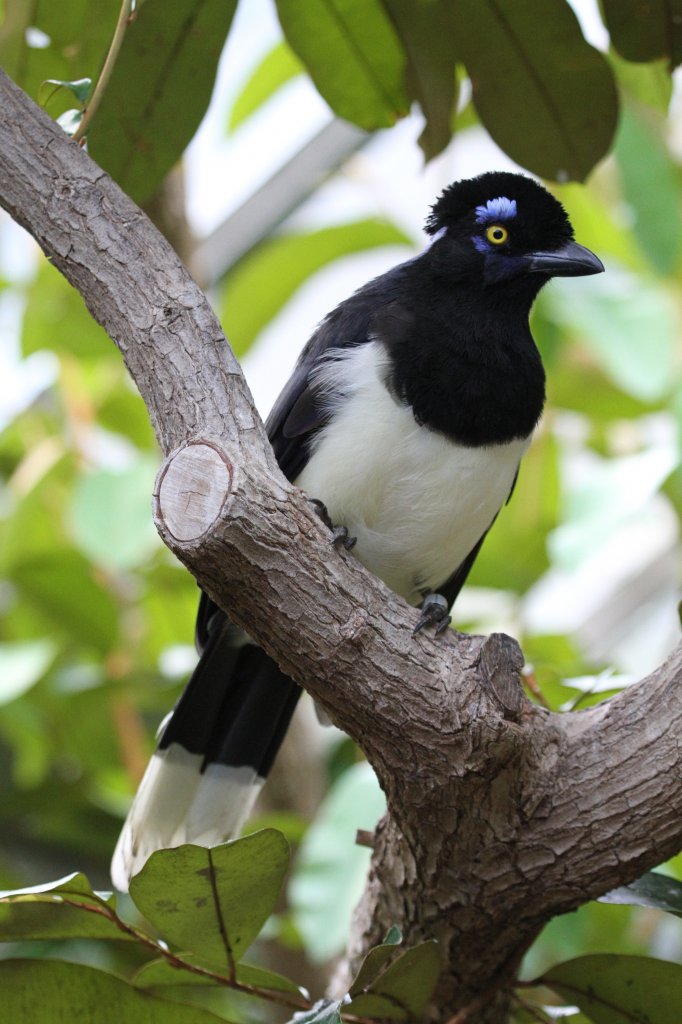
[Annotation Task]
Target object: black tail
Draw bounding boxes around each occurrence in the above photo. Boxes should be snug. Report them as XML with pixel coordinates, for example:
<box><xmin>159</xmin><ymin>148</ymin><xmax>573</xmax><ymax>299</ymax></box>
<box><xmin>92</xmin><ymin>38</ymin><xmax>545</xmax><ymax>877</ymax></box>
<box><xmin>111</xmin><ymin>594</ymin><xmax>300</xmax><ymax>890</ymax></box>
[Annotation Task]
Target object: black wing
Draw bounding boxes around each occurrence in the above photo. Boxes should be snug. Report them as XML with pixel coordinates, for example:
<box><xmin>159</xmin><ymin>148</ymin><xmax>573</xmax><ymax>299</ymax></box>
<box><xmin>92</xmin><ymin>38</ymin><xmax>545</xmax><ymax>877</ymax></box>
<box><xmin>196</xmin><ymin>269</ymin><xmax>413</xmax><ymax>645</ymax></box>
<box><xmin>265</xmin><ymin>268</ymin><xmax>411</xmax><ymax>483</ymax></box>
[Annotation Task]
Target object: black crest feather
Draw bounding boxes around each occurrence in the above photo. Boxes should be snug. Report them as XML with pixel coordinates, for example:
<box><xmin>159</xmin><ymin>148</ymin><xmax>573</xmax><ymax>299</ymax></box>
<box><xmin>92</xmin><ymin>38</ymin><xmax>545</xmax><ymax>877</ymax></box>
<box><xmin>425</xmin><ymin>171</ymin><xmax>573</xmax><ymax>245</ymax></box>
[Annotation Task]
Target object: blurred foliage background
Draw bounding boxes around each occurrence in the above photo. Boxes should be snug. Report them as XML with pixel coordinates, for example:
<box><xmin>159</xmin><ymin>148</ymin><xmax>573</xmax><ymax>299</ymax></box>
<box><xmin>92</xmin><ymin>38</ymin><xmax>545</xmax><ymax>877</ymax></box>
<box><xmin>0</xmin><ymin>0</ymin><xmax>682</xmax><ymax>1020</ymax></box>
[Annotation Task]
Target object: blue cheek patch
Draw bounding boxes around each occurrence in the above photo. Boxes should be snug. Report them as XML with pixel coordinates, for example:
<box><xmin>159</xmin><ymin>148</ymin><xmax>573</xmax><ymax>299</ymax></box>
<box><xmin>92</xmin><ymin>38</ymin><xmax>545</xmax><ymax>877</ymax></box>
<box><xmin>472</xmin><ymin>235</ymin><xmax>491</xmax><ymax>254</ymax></box>
<box><xmin>475</xmin><ymin>196</ymin><xmax>517</xmax><ymax>225</ymax></box>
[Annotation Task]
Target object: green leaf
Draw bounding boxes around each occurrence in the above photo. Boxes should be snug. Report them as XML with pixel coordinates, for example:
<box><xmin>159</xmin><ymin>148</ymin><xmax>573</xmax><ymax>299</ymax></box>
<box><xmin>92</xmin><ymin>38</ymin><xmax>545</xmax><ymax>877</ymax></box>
<box><xmin>231</xmin><ymin>961</ymin><xmax>306</xmax><ymax>996</ymax></box>
<box><xmin>134</xmin><ymin>954</ymin><xmax>304</xmax><ymax>996</ymax></box>
<box><xmin>228</xmin><ymin>41</ymin><xmax>303</xmax><ymax>133</ymax></box>
<box><xmin>88</xmin><ymin>0</ymin><xmax>238</xmax><ymax>205</ymax></box>
<box><xmin>347</xmin><ymin>941</ymin><xmax>441</xmax><ymax>1020</ymax></box>
<box><xmin>274</xmin><ymin>0</ymin><xmax>409</xmax><ymax>129</ymax></box>
<box><xmin>545</xmin><ymin>271</ymin><xmax>678</xmax><ymax>403</ymax></box>
<box><xmin>222</xmin><ymin>220</ymin><xmax>412</xmax><ymax>355</ymax></box>
<box><xmin>0</xmin><ymin>639</ymin><xmax>56</xmax><ymax>704</ymax></box>
<box><xmin>0</xmin><ymin>959</ymin><xmax>227</xmax><ymax>1023</ymax></box>
<box><xmin>98</xmin><ymin>387</ymin><xmax>158</xmax><ymax>450</ymax></box>
<box><xmin>12</xmin><ymin>549</ymin><xmax>120</xmax><ymax>654</ymax></box>
<box><xmin>0</xmin><ymin>872</ymin><xmax>128</xmax><ymax>942</ymax></box>
<box><xmin>40</xmin><ymin>77</ymin><xmax>92</xmax><ymax>106</ymax></box>
<box><xmin>549</xmin><ymin>444</ymin><xmax>678</xmax><ymax>568</ymax></box>
<box><xmin>289</xmin><ymin>762</ymin><xmax>386</xmax><ymax>963</ymax></box>
<box><xmin>615</xmin><ymin>103</ymin><xmax>681</xmax><ymax>276</ymax></box>
<box><xmin>349</xmin><ymin>928</ymin><xmax>402</xmax><ymax>995</ymax></box>
<box><xmin>70</xmin><ymin>458</ymin><xmax>161</xmax><ymax>571</ymax></box>
<box><xmin>451</xmin><ymin>0</ymin><xmax>618</xmax><ymax>181</ymax></box>
<box><xmin>609</xmin><ymin>51</ymin><xmax>673</xmax><ymax>113</ymax></box>
<box><xmin>22</xmin><ymin>258</ymin><xmax>113</xmax><ymax>359</ymax></box>
<box><xmin>602</xmin><ymin>0</ymin><xmax>682</xmax><ymax>68</ymax></box>
<box><xmin>541</xmin><ymin>954</ymin><xmax>682</xmax><ymax>1024</ymax></box>
<box><xmin>0</xmin><ymin>870</ymin><xmax>108</xmax><ymax>902</ymax></box>
<box><xmin>554</xmin><ymin>180</ymin><xmax>645</xmax><ymax>275</ymax></box>
<box><xmin>0</xmin><ymin>0</ymin><xmax>119</xmax><ymax>120</ymax></box>
<box><xmin>129</xmin><ymin>830</ymin><xmax>290</xmax><ymax>968</ymax></box>
<box><xmin>380</xmin><ymin>0</ymin><xmax>458</xmax><ymax>160</ymax></box>
<box><xmin>600</xmin><ymin>871</ymin><xmax>682</xmax><ymax>918</ymax></box>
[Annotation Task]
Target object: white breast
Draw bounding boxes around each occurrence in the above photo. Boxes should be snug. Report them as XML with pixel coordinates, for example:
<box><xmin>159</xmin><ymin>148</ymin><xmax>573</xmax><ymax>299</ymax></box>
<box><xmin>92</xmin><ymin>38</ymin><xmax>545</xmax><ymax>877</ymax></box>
<box><xmin>296</xmin><ymin>342</ymin><xmax>530</xmax><ymax>605</ymax></box>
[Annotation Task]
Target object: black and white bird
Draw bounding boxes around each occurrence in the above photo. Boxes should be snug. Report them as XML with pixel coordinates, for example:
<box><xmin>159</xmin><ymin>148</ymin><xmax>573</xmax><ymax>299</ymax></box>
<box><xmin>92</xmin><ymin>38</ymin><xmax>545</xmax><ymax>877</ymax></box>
<box><xmin>111</xmin><ymin>171</ymin><xmax>603</xmax><ymax>890</ymax></box>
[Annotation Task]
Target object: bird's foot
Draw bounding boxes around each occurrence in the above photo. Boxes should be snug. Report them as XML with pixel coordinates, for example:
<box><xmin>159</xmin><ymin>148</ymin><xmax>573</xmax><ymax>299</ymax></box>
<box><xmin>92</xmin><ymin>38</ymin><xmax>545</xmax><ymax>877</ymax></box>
<box><xmin>413</xmin><ymin>592</ymin><xmax>451</xmax><ymax>636</ymax></box>
<box><xmin>310</xmin><ymin>498</ymin><xmax>357</xmax><ymax>551</ymax></box>
<box><xmin>331</xmin><ymin>525</ymin><xmax>357</xmax><ymax>551</ymax></box>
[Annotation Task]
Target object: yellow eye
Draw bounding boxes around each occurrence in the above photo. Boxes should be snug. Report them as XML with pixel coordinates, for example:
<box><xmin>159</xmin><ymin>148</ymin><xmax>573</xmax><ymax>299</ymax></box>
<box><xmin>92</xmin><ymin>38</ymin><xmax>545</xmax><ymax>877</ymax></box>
<box><xmin>486</xmin><ymin>224</ymin><xmax>509</xmax><ymax>245</ymax></box>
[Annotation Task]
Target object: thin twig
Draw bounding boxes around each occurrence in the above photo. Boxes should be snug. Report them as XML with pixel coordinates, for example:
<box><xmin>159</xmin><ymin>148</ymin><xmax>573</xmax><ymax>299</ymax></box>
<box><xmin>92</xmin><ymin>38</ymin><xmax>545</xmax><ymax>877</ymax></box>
<box><xmin>72</xmin><ymin>0</ymin><xmax>135</xmax><ymax>143</ymax></box>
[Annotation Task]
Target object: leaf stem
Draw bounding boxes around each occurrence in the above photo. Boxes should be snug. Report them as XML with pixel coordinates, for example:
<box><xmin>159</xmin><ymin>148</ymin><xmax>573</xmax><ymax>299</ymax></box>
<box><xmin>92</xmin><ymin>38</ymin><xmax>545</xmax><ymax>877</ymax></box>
<box><xmin>56</xmin><ymin>896</ymin><xmax>310</xmax><ymax>1012</ymax></box>
<box><xmin>73</xmin><ymin>0</ymin><xmax>135</xmax><ymax>143</ymax></box>
<box><xmin>12</xmin><ymin>891</ymin><xmax>376</xmax><ymax>1022</ymax></box>
<box><xmin>510</xmin><ymin>991</ymin><xmax>552</xmax><ymax>1023</ymax></box>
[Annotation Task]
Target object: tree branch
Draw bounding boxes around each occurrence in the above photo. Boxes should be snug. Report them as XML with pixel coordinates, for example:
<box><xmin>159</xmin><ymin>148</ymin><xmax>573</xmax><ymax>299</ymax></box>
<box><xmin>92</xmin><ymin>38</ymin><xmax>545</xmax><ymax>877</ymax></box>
<box><xmin>1</xmin><ymin>67</ymin><xmax>681</xmax><ymax>1022</ymax></box>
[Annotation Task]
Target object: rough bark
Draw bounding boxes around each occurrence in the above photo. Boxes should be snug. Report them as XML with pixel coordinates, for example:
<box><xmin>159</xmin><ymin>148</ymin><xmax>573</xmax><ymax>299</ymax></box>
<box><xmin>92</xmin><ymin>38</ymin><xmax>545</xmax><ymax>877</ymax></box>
<box><xmin>1</xmin><ymin>68</ymin><xmax>681</xmax><ymax>1022</ymax></box>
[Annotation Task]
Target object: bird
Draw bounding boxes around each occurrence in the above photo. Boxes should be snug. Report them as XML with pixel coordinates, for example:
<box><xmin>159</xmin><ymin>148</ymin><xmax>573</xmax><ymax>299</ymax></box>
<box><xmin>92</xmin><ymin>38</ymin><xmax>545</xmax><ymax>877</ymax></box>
<box><xmin>111</xmin><ymin>171</ymin><xmax>603</xmax><ymax>890</ymax></box>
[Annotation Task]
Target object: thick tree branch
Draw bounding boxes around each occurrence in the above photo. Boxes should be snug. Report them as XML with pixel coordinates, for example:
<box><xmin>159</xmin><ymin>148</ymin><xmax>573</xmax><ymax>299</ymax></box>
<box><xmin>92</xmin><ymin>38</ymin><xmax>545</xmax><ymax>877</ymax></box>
<box><xmin>1</xmin><ymin>68</ymin><xmax>681</xmax><ymax>1022</ymax></box>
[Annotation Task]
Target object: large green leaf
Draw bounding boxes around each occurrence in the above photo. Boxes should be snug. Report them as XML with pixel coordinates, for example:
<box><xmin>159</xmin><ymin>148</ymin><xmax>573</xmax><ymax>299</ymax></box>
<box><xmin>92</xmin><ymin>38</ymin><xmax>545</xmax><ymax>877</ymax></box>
<box><xmin>88</xmin><ymin>0</ymin><xmax>238</xmax><ymax>204</ymax></box>
<box><xmin>274</xmin><ymin>0</ymin><xmax>409</xmax><ymax>129</ymax></box>
<box><xmin>0</xmin><ymin>638</ymin><xmax>55</xmax><ymax>705</ymax></box>
<box><xmin>98</xmin><ymin>386</ymin><xmax>158</xmax><ymax>450</ymax></box>
<box><xmin>545</xmin><ymin>271</ymin><xmax>678</xmax><ymax>403</ymax></box>
<box><xmin>548</xmin><ymin>444</ymin><xmax>677</xmax><ymax>568</ymax></box>
<box><xmin>380</xmin><ymin>0</ymin><xmax>458</xmax><ymax>159</ymax></box>
<box><xmin>600</xmin><ymin>871</ymin><xmax>682</xmax><ymax>918</ymax></box>
<box><xmin>12</xmin><ymin>548</ymin><xmax>120</xmax><ymax>653</ymax></box>
<box><xmin>129</xmin><ymin>831</ymin><xmax>290</xmax><ymax>968</ymax></box>
<box><xmin>22</xmin><ymin>258</ymin><xmax>113</xmax><ymax>359</ymax></box>
<box><xmin>451</xmin><ymin>0</ymin><xmax>618</xmax><ymax>181</ymax></box>
<box><xmin>541</xmin><ymin>954</ymin><xmax>682</xmax><ymax>1023</ymax></box>
<box><xmin>602</xmin><ymin>0</ymin><xmax>682</xmax><ymax>68</ymax></box>
<box><xmin>610</xmin><ymin>51</ymin><xmax>673</xmax><ymax>114</ymax></box>
<box><xmin>222</xmin><ymin>220</ymin><xmax>412</xmax><ymax>355</ymax></box>
<box><xmin>0</xmin><ymin>959</ymin><xmax>226</xmax><ymax>1023</ymax></box>
<box><xmin>289</xmin><ymin>762</ymin><xmax>386</xmax><ymax>963</ymax></box>
<box><xmin>228</xmin><ymin>41</ymin><xmax>304</xmax><ymax>134</ymax></box>
<box><xmin>615</xmin><ymin>103</ymin><xmax>682</xmax><ymax>276</ymax></box>
<box><xmin>0</xmin><ymin>0</ymin><xmax>118</xmax><ymax>119</ymax></box>
<box><xmin>70</xmin><ymin>458</ymin><xmax>161</xmax><ymax>572</ymax></box>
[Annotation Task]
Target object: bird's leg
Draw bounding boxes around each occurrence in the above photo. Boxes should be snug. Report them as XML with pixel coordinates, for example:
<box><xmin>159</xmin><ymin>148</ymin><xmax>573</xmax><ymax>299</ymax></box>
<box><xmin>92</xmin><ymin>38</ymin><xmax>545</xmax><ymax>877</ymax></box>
<box><xmin>310</xmin><ymin>498</ymin><xmax>357</xmax><ymax>551</ymax></box>
<box><xmin>413</xmin><ymin>591</ymin><xmax>451</xmax><ymax>636</ymax></box>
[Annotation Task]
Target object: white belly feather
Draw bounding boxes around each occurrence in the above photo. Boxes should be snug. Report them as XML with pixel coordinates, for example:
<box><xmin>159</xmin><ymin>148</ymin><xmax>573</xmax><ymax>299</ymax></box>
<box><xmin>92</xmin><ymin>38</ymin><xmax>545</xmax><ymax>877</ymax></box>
<box><xmin>296</xmin><ymin>342</ymin><xmax>530</xmax><ymax>605</ymax></box>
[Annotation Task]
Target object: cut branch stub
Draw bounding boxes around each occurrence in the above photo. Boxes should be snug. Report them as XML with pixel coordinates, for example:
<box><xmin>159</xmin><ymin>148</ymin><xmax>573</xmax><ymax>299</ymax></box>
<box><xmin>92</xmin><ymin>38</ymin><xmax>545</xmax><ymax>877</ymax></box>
<box><xmin>154</xmin><ymin>440</ymin><xmax>235</xmax><ymax>543</ymax></box>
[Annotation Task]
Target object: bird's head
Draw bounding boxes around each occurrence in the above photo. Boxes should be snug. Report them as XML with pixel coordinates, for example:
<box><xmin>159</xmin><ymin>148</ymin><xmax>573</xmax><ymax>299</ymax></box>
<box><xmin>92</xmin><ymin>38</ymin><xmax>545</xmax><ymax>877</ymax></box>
<box><xmin>425</xmin><ymin>171</ymin><xmax>603</xmax><ymax>291</ymax></box>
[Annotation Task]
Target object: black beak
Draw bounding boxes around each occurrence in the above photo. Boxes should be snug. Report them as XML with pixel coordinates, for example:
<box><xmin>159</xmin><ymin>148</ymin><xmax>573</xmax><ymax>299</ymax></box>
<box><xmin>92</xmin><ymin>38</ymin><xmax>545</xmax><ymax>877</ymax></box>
<box><xmin>527</xmin><ymin>240</ymin><xmax>604</xmax><ymax>278</ymax></box>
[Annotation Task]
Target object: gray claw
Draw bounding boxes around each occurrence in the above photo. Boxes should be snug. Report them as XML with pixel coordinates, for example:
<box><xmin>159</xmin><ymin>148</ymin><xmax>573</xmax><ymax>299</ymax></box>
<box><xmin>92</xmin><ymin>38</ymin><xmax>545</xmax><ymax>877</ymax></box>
<box><xmin>413</xmin><ymin>592</ymin><xmax>451</xmax><ymax>636</ymax></box>
<box><xmin>332</xmin><ymin>525</ymin><xmax>357</xmax><ymax>551</ymax></box>
<box><xmin>311</xmin><ymin>498</ymin><xmax>357</xmax><ymax>550</ymax></box>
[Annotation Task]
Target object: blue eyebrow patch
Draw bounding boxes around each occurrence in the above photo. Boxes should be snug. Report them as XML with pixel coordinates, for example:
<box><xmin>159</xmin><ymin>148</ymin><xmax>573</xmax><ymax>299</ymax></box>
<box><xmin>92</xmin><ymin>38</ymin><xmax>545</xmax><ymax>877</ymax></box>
<box><xmin>475</xmin><ymin>196</ymin><xmax>517</xmax><ymax>224</ymax></box>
